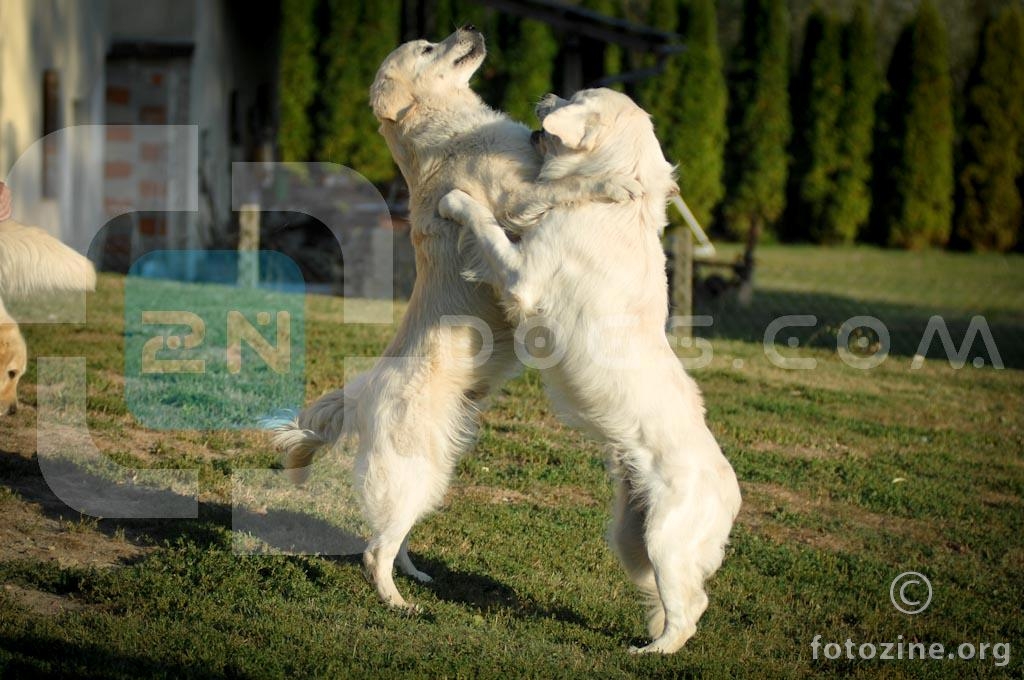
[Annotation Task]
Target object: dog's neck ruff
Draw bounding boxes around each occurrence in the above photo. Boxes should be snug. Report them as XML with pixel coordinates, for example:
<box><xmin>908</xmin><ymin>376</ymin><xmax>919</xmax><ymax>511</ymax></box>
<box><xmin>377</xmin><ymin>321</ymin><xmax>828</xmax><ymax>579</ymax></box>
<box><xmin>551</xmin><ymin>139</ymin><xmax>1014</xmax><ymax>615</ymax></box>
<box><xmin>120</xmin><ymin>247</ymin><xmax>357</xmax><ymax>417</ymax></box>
<box><xmin>393</xmin><ymin>95</ymin><xmax>503</xmax><ymax>191</ymax></box>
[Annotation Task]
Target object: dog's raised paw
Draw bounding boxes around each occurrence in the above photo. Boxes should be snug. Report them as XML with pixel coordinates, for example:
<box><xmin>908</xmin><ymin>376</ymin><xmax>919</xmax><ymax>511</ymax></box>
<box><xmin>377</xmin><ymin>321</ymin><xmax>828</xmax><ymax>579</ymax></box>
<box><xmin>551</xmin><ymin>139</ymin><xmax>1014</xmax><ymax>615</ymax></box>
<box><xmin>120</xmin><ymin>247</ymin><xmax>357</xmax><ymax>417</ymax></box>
<box><xmin>600</xmin><ymin>177</ymin><xmax>644</xmax><ymax>203</ymax></box>
<box><xmin>438</xmin><ymin>189</ymin><xmax>473</xmax><ymax>222</ymax></box>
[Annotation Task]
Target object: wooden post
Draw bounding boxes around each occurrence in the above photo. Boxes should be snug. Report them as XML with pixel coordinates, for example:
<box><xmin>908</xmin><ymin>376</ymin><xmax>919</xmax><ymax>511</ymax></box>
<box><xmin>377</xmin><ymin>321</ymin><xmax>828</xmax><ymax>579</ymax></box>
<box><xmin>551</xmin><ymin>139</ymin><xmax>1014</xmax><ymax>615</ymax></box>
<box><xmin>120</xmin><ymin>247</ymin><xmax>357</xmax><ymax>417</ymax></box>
<box><xmin>238</xmin><ymin>203</ymin><xmax>260</xmax><ymax>287</ymax></box>
<box><xmin>671</xmin><ymin>226</ymin><xmax>693</xmax><ymax>338</ymax></box>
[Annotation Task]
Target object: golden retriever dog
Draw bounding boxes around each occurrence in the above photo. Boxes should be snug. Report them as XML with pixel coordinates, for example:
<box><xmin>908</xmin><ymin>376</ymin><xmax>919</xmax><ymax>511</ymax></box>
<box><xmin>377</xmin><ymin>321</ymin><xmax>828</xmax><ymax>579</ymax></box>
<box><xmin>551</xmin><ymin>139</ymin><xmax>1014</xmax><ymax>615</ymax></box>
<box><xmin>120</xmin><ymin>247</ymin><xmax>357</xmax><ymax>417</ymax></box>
<box><xmin>272</xmin><ymin>29</ymin><xmax>634</xmax><ymax>611</ymax></box>
<box><xmin>439</xmin><ymin>89</ymin><xmax>741</xmax><ymax>654</ymax></box>
<box><xmin>0</xmin><ymin>182</ymin><xmax>97</xmax><ymax>415</ymax></box>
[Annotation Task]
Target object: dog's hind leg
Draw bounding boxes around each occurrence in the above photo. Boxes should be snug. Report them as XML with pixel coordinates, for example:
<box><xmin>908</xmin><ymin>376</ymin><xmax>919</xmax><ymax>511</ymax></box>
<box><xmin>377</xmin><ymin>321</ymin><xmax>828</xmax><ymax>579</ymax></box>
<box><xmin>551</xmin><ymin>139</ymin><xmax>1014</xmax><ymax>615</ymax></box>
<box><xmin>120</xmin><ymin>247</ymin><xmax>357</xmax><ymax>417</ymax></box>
<box><xmin>629</xmin><ymin>495</ymin><xmax>709</xmax><ymax>655</ymax></box>
<box><xmin>609</xmin><ymin>476</ymin><xmax>665</xmax><ymax>640</ymax></box>
<box><xmin>359</xmin><ymin>443</ymin><xmax>453</xmax><ymax>612</ymax></box>
<box><xmin>396</xmin><ymin>534</ymin><xmax>432</xmax><ymax>583</ymax></box>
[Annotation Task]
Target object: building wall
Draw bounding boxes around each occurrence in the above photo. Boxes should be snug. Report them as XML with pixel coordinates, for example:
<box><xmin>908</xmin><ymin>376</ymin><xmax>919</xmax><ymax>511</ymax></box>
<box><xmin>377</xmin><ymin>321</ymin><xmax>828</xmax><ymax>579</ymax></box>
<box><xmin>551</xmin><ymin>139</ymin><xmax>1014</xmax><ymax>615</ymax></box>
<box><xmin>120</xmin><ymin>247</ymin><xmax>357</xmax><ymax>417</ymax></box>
<box><xmin>0</xmin><ymin>0</ymin><xmax>269</xmax><ymax>258</ymax></box>
<box><xmin>0</xmin><ymin>0</ymin><xmax>108</xmax><ymax>250</ymax></box>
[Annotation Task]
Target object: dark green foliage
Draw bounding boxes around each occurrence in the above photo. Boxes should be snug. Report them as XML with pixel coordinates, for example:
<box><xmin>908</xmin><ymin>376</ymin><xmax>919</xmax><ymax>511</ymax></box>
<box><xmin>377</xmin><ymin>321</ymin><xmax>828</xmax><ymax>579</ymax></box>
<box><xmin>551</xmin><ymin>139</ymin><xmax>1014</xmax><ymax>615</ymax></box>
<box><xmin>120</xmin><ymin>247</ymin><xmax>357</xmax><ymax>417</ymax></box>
<box><xmin>954</xmin><ymin>5</ymin><xmax>1024</xmax><ymax>252</ymax></box>
<box><xmin>582</xmin><ymin>0</ymin><xmax>623</xmax><ymax>90</ymax></box>
<box><xmin>317</xmin><ymin>0</ymin><xmax>359</xmax><ymax>167</ymax></box>
<box><xmin>723</xmin><ymin>0</ymin><xmax>791</xmax><ymax>241</ymax></box>
<box><xmin>787</xmin><ymin>10</ymin><xmax>845</xmax><ymax>243</ymax></box>
<box><xmin>833</xmin><ymin>0</ymin><xmax>879</xmax><ymax>243</ymax></box>
<box><xmin>875</xmin><ymin>0</ymin><xmax>954</xmax><ymax>249</ymax></box>
<box><xmin>318</xmin><ymin>0</ymin><xmax>400</xmax><ymax>183</ymax></box>
<box><xmin>640</xmin><ymin>0</ymin><xmax>680</xmax><ymax>117</ymax></box>
<box><xmin>501</xmin><ymin>19</ymin><xmax>558</xmax><ymax>124</ymax></box>
<box><xmin>277</xmin><ymin>0</ymin><xmax>319</xmax><ymax>161</ymax></box>
<box><xmin>667</xmin><ymin>0</ymin><xmax>728</xmax><ymax>229</ymax></box>
<box><xmin>432</xmin><ymin>1</ymin><xmax>506</xmax><ymax>106</ymax></box>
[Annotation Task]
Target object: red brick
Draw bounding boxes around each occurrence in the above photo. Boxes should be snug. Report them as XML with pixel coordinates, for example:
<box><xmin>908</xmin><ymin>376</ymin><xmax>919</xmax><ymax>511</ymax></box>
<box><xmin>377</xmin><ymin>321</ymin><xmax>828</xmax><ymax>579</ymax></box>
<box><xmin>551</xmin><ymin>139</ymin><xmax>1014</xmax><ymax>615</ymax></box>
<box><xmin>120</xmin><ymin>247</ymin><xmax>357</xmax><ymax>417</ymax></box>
<box><xmin>105</xmin><ymin>161</ymin><xmax>133</xmax><ymax>179</ymax></box>
<box><xmin>139</xmin><ymin>143</ymin><xmax>166</xmax><ymax>162</ymax></box>
<box><xmin>106</xmin><ymin>86</ymin><xmax>131</xmax><ymax>105</ymax></box>
<box><xmin>139</xmin><ymin>106</ymin><xmax>166</xmax><ymax>124</ymax></box>
<box><xmin>106</xmin><ymin>126</ymin><xmax>133</xmax><ymax>142</ymax></box>
<box><xmin>138</xmin><ymin>216</ymin><xmax>167</xmax><ymax>236</ymax></box>
<box><xmin>138</xmin><ymin>180</ymin><xmax>166</xmax><ymax>200</ymax></box>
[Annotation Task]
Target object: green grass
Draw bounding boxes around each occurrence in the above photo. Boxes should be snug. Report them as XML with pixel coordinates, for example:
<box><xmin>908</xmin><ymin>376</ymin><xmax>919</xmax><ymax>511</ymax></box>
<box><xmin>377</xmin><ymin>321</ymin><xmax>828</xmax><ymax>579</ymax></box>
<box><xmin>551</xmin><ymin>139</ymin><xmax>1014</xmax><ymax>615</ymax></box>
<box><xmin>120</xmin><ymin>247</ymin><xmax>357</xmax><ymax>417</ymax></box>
<box><xmin>704</xmin><ymin>244</ymin><xmax>1024</xmax><ymax>365</ymax></box>
<box><xmin>1</xmin><ymin>245</ymin><xmax>1022</xmax><ymax>678</ymax></box>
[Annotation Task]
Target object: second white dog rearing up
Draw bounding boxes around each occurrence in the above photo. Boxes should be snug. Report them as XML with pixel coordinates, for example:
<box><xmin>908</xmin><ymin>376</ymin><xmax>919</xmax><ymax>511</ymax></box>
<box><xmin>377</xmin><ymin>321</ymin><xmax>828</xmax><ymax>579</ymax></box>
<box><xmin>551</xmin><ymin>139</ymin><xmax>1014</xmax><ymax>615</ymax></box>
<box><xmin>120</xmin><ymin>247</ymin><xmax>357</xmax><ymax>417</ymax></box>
<box><xmin>440</xmin><ymin>88</ymin><xmax>742</xmax><ymax>654</ymax></box>
<box><xmin>272</xmin><ymin>29</ymin><xmax>637</xmax><ymax>614</ymax></box>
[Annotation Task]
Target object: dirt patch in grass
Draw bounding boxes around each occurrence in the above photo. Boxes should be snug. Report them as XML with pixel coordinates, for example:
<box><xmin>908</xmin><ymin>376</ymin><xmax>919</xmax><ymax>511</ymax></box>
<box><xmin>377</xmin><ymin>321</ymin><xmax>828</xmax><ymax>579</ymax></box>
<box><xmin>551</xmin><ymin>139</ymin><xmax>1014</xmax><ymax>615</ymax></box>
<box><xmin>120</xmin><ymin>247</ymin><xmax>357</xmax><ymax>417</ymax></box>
<box><xmin>747</xmin><ymin>439</ymin><xmax>862</xmax><ymax>461</ymax></box>
<box><xmin>739</xmin><ymin>481</ymin><xmax>948</xmax><ymax>554</ymax></box>
<box><xmin>0</xmin><ymin>403</ymin><xmax>157</xmax><ymax>570</ymax></box>
<box><xmin>0</xmin><ymin>486</ymin><xmax>147</xmax><ymax>569</ymax></box>
<box><xmin>2</xmin><ymin>583</ymin><xmax>94</xmax><ymax>617</ymax></box>
<box><xmin>452</xmin><ymin>483</ymin><xmax>600</xmax><ymax>509</ymax></box>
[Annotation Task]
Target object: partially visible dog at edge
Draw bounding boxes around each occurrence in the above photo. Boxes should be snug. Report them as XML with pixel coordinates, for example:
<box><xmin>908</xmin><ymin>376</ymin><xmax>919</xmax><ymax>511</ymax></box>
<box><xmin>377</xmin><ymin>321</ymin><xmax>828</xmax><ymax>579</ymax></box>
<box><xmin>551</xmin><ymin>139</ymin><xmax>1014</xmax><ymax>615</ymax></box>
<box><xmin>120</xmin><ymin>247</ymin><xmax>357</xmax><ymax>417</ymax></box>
<box><xmin>440</xmin><ymin>88</ymin><xmax>741</xmax><ymax>654</ymax></box>
<box><xmin>0</xmin><ymin>181</ymin><xmax>97</xmax><ymax>416</ymax></box>
<box><xmin>271</xmin><ymin>28</ymin><xmax>633</xmax><ymax>613</ymax></box>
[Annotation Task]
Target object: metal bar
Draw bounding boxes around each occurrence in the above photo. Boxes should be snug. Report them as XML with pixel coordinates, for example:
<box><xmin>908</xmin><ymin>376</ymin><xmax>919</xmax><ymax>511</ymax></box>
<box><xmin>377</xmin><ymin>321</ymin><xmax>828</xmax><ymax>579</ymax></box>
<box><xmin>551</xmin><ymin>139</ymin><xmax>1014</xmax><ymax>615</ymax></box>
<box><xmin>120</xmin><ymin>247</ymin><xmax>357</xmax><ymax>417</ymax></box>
<box><xmin>476</xmin><ymin>0</ymin><xmax>683</xmax><ymax>54</ymax></box>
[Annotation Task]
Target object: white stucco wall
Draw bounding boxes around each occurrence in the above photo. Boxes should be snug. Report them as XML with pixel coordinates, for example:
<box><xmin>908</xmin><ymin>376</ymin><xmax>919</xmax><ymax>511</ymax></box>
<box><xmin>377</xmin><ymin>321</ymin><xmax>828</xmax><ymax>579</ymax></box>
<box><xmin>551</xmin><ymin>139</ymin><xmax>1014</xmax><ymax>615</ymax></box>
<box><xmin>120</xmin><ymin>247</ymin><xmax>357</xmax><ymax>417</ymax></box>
<box><xmin>0</xmin><ymin>0</ymin><xmax>275</xmax><ymax>258</ymax></box>
<box><xmin>0</xmin><ymin>0</ymin><xmax>109</xmax><ymax>250</ymax></box>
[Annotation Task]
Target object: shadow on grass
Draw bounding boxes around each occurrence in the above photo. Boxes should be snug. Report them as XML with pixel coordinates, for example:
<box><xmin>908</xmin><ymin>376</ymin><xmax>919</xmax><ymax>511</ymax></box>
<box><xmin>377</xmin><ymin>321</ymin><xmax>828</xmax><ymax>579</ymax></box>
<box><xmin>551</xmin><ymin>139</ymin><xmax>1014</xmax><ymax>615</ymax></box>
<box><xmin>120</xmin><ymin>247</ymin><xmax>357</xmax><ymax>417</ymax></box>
<box><xmin>0</xmin><ymin>448</ymin><xmax>362</xmax><ymax>558</ymax></box>
<box><xmin>696</xmin><ymin>286</ymin><xmax>1024</xmax><ymax>369</ymax></box>
<box><xmin>0</xmin><ymin>634</ymin><xmax>231</xmax><ymax>680</ymax></box>
<box><xmin>412</xmin><ymin>555</ymin><xmax>592</xmax><ymax>630</ymax></box>
<box><xmin>0</xmin><ymin>449</ymin><xmax>591</xmax><ymax>629</ymax></box>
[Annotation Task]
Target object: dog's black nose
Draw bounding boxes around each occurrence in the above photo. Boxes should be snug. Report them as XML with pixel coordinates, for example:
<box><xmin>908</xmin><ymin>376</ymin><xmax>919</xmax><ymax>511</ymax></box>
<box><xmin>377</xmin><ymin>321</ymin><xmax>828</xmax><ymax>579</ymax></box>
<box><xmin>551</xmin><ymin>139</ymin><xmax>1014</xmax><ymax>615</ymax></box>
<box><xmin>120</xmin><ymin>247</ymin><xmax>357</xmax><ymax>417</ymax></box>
<box><xmin>462</xmin><ymin>24</ymin><xmax>477</xmax><ymax>32</ymax></box>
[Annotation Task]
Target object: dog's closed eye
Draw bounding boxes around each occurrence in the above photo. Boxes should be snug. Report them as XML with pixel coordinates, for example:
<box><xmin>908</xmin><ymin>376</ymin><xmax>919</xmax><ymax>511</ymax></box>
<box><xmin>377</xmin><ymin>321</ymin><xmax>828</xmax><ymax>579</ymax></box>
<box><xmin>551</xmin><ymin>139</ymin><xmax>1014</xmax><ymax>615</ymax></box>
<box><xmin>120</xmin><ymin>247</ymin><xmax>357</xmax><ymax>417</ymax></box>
<box><xmin>422</xmin><ymin>46</ymin><xmax>434</xmax><ymax>54</ymax></box>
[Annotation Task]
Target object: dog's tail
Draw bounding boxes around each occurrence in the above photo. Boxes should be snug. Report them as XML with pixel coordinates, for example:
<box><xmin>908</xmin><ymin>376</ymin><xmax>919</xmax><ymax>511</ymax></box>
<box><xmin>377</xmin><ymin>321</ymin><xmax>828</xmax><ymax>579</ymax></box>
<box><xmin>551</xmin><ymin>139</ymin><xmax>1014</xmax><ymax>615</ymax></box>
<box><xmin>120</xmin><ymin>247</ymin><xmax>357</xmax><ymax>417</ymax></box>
<box><xmin>0</xmin><ymin>223</ymin><xmax>96</xmax><ymax>298</ymax></box>
<box><xmin>269</xmin><ymin>373</ymin><xmax>366</xmax><ymax>484</ymax></box>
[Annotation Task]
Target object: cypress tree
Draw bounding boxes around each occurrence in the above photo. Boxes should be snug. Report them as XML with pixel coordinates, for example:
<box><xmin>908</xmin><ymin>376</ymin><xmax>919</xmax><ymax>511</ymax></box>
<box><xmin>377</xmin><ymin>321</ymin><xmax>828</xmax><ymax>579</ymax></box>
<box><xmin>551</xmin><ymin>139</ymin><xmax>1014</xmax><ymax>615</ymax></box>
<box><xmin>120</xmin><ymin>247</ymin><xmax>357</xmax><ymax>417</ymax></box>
<box><xmin>318</xmin><ymin>0</ymin><xmax>360</xmax><ymax>167</ymax></box>
<box><xmin>582</xmin><ymin>0</ymin><xmax>623</xmax><ymax>89</ymax></box>
<box><xmin>641</xmin><ymin>0</ymin><xmax>680</xmax><ymax>127</ymax></box>
<box><xmin>833</xmin><ymin>0</ymin><xmax>879</xmax><ymax>243</ymax></box>
<box><xmin>788</xmin><ymin>10</ymin><xmax>844</xmax><ymax>243</ymax></box>
<box><xmin>954</xmin><ymin>5</ymin><xmax>1024</xmax><ymax>252</ymax></box>
<box><xmin>501</xmin><ymin>19</ymin><xmax>558</xmax><ymax>124</ymax></box>
<box><xmin>669</xmin><ymin>0</ymin><xmax>728</xmax><ymax>229</ymax></box>
<box><xmin>347</xmin><ymin>0</ymin><xmax>400</xmax><ymax>182</ymax></box>
<box><xmin>277</xmin><ymin>0</ymin><xmax>318</xmax><ymax>161</ymax></box>
<box><xmin>722</xmin><ymin>0</ymin><xmax>791</xmax><ymax>242</ymax></box>
<box><xmin>884</xmin><ymin>0</ymin><xmax>954</xmax><ymax>249</ymax></box>
<box><xmin>317</xmin><ymin>0</ymin><xmax>399</xmax><ymax>183</ymax></box>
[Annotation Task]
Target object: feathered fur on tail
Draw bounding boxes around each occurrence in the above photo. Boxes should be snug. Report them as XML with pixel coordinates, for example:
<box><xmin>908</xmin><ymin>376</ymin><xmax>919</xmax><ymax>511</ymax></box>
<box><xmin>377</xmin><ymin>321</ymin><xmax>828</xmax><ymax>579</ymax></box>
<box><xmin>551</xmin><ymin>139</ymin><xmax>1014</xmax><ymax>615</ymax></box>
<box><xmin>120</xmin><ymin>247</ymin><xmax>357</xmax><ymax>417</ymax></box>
<box><xmin>270</xmin><ymin>373</ymin><xmax>367</xmax><ymax>484</ymax></box>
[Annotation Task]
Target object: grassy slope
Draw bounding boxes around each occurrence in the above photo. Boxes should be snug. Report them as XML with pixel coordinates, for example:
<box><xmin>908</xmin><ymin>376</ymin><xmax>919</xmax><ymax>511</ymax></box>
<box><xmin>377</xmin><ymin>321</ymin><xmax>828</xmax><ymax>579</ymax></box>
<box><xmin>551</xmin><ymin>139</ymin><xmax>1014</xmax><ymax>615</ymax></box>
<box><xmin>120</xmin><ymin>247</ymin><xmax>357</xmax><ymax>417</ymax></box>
<box><xmin>0</xmin><ymin>246</ymin><xmax>1022</xmax><ymax>678</ymax></box>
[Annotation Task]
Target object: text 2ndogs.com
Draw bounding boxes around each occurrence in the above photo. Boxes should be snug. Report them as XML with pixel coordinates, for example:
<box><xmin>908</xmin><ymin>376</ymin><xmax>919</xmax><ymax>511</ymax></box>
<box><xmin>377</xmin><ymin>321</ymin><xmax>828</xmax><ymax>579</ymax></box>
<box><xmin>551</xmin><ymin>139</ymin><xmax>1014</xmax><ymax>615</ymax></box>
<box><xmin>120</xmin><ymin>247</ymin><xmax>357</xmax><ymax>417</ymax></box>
<box><xmin>811</xmin><ymin>636</ymin><xmax>1011</xmax><ymax>667</ymax></box>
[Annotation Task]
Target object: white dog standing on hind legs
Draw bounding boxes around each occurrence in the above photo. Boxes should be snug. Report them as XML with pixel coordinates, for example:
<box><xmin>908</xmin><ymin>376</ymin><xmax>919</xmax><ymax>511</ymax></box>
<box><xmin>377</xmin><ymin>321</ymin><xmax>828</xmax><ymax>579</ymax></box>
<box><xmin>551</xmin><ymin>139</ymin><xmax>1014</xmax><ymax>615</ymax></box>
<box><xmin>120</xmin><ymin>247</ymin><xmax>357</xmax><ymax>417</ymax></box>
<box><xmin>439</xmin><ymin>88</ymin><xmax>741</xmax><ymax>654</ymax></box>
<box><xmin>271</xmin><ymin>29</ymin><xmax>637</xmax><ymax>614</ymax></box>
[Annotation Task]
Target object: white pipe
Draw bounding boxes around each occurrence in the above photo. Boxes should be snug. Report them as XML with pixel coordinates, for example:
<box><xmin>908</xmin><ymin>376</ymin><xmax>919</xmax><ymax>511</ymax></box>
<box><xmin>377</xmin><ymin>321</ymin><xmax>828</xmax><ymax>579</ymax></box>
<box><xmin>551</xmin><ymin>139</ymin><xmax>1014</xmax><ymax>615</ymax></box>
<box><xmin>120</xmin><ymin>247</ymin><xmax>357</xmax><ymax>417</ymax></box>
<box><xmin>670</xmin><ymin>194</ymin><xmax>716</xmax><ymax>258</ymax></box>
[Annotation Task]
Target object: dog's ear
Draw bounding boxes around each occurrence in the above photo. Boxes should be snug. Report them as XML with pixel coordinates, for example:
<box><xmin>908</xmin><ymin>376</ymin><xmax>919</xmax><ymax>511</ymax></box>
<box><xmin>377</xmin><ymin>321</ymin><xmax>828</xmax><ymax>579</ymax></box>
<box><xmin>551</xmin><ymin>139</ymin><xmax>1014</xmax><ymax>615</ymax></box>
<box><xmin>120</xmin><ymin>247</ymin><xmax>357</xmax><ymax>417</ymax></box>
<box><xmin>541</xmin><ymin>105</ymin><xmax>598</xmax><ymax>151</ymax></box>
<box><xmin>370</xmin><ymin>73</ymin><xmax>414</xmax><ymax>122</ymax></box>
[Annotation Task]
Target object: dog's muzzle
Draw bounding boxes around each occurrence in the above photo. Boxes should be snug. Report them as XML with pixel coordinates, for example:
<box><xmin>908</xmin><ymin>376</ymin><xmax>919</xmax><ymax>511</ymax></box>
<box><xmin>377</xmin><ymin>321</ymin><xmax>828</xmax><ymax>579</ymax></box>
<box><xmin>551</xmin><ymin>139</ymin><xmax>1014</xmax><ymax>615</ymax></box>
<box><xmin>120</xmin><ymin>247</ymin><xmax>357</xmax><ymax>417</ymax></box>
<box><xmin>453</xmin><ymin>29</ymin><xmax>485</xmax><ymax>66</ymax></box>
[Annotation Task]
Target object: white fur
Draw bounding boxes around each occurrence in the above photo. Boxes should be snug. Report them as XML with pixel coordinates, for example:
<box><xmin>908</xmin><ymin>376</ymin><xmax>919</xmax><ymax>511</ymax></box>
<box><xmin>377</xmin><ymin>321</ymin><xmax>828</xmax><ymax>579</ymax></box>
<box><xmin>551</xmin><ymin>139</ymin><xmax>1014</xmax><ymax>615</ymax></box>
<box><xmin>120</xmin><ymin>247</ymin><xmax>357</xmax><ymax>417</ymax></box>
<box><xmin>271</xmin><ymin>30</ymin><xmax>633</xmax><ymax>611</ymax></box>
<box><xmin>439</xmin><ymin>88</ymin><xmax>741</xmax><ymax>654</ymax></box>
<box><xmin>0</xmin><ymin>219</ymin><xmax>96</xmax><ymax>415</ymax></box>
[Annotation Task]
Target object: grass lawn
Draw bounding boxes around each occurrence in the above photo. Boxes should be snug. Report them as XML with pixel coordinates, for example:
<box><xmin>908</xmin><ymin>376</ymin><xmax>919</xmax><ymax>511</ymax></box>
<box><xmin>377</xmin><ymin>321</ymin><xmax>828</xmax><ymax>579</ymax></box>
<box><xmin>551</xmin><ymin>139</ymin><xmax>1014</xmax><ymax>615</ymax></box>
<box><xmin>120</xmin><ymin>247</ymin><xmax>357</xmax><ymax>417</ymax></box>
<box><xmin>1</xmin><ymin>245</ymin><xmax>1022</xmax><ymax>678</ymax></box>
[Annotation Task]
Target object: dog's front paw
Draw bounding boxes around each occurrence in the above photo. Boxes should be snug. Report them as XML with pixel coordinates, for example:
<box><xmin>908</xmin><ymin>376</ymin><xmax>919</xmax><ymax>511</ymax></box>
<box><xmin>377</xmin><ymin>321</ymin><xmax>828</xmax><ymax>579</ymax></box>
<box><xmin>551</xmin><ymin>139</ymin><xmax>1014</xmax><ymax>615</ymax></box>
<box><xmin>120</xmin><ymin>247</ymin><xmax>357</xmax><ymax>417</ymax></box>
<box><xmin>504</xmin><ymin>200</ymin><xmax>547</xmax><ymax>228</ymax></box>
<box><xmin>438</xmin><ymin>189</ymin><xmax>474</xmax><ymax>224</ymax></box>
<box><xmin>598</xmin><ymin>177</ymin><xmax>644</xmax><ymax>203</ymax></box>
